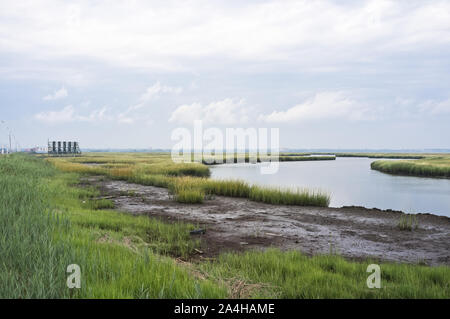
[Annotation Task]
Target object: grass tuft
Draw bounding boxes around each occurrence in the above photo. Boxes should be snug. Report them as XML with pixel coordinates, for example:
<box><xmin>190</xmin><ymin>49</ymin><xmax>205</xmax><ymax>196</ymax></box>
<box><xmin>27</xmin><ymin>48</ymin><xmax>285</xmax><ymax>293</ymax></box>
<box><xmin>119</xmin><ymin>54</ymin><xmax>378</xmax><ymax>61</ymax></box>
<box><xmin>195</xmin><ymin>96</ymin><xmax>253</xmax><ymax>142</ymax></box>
<box><xmin>249</xmin><ymin>185</ymin><xmax>330</xmax><ymax>207</ymax></box>
<box><xmin>398</xmin><ymin>214</ymin><xmax>419</xmax><ymax>231</ymax></box>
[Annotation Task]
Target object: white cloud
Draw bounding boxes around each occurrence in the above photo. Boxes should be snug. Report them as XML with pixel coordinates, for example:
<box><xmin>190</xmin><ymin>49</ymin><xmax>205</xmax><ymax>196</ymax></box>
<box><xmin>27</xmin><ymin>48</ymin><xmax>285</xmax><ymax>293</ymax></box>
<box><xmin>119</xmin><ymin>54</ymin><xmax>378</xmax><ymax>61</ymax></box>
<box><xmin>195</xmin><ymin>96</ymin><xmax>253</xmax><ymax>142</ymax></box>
<box><xmin>35</xmin><ymin>105</ymin><xmax>111</xmax><ymax>123</ymax></box>
<box><xmin>117</xmin><ymin>82</ymin><xmax>182</xmax><ymax>124</ymax></box>
<box><xmin>76</xmin><ymin>106</ymin><xmax>111</xmax><ymax>122</ymax></box>
<box><xmin>35</xmin><ymin>105</ymin><xmax>75</xmax><ymax>123</ymax></box>
<box><xmin>139</xmin><ymin>81</ymin><xmax>182</xmax><ymax>102</ymax></box>
<box><xmin>387</xmin><ymin>97</ymin><xmax>450</xmax><ymax>119</ymax></box>
<box><xmin>418</xmin><ymin>98</ymin><xmax>450</xmax><ymax>115</ymax></box>
<box><xmin>43</xmin><ymin>87</ymin><xmax>68</xmax><ymax>100</ymax></box>
<box><xmin>116</xmin><ymin>113</ymin><xmax>135</xmax><ymax>124</ymax></box>
<box><xmin>4</xmin><ymin>1</ymin><xmax>450</xmax><ymax>149</ymax></box>
<box><xmin>1</xmin><ymin>1</ymin><xmax>449</xmax><ymax>76</ymax></box>
<box><xmin>259</xmin><ymin>94</ymin><xmax>450</xmax><ymax>124</ymax></box>
<box><xmin>259</xmin><ymin>92</ymin><xmax>373</xmax><ymax>123</ymax></box>
<box><xmin>169</xmin><ymin>98</ymin><xmax>250</xmax><ymax>125</ymax></box>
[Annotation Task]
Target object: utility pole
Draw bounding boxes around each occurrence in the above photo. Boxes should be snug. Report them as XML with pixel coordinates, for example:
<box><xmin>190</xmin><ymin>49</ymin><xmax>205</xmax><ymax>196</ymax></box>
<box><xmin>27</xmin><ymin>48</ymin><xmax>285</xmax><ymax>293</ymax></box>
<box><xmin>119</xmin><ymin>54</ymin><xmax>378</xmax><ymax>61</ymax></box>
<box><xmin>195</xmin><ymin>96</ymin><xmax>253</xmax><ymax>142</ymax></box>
<box><xmin>1</xmin><ymin>120</ymin><xmax>16</xmax><ymax>154</ymax></box>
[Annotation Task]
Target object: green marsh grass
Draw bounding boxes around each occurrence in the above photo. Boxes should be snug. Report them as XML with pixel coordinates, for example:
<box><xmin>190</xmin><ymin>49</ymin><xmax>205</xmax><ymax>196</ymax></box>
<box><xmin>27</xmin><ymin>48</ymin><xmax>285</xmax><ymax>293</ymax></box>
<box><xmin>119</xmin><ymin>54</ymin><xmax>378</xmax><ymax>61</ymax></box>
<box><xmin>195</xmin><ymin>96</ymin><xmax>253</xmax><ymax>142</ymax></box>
<box><xmin>201</xmin><ymin>153</ymin><xmax>336</xmax><ymax>165</ymax></box>
<box><xmin>50</xmin><ymin>153</ymin><xmax>331</xmax><ymax>207</ymax></box>
<box><xmin>279</xmin><ymin>152</ymin><xmax>312</xmax><ymax>156</ymax></box>
<box><xmin>202</xmin><ymin>179</ymin><xmax>251</xmax><ymax>198</ymax></box>
<box><xmin>249</xmin><ymin>185</ymin><xmax>330</xmax><ymax>207</ymax></box>
<box><xmin>88</xmin><ymin>198</ymin><xmax>115</xmax><ymax>210</ymax></box>
<box><xmin>2</xmin><ymin>154</ymin><xmax>449</xmax><ymax>298</ymax></box>
<box><xmin>200</xmin><ymin>249</ymin><xmax>450</xmax><ymax>298</ymax></box>
<box><xmin>278</xmin><ymin>155</ymin><xmax>336</xmax><ymax>161</ymax></box>
<box><xmin>371</xmin><ymin>157</ymin><xmax>450</xmax><ymax>178</ymax></box>
<box><xmin>335</xmin><ymin>153</ymin><xmax>427</xmax><ymax>159</ymax></box>
<box><xmin>166</xmin><ymin>175</ymin><xmax>330</xmax><ymax>206</ymax></box>
<box><xmin>0</xmin><ymin>154</ymin><xmax>224</xmax><ymax>298</ymax></box>
<box><xmin>174</xmin><ymin>189</ymin><xmax>205</xmax><ymax>204</ymax></box>
<box><xmin>0</xmin><ymin>154</ymin><xmax>73</xmax><ymax>298</ymax></box>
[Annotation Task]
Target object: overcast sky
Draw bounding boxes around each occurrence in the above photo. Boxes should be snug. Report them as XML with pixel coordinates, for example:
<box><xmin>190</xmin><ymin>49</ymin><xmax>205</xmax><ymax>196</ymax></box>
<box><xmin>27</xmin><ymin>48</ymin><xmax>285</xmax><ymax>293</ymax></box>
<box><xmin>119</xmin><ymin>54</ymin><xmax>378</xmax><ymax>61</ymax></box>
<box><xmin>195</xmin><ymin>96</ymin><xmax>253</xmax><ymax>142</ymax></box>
<box><xmin>1</xmin><ymin>0</ymin><xmax>450</xmax><ymax>149</ymax></box>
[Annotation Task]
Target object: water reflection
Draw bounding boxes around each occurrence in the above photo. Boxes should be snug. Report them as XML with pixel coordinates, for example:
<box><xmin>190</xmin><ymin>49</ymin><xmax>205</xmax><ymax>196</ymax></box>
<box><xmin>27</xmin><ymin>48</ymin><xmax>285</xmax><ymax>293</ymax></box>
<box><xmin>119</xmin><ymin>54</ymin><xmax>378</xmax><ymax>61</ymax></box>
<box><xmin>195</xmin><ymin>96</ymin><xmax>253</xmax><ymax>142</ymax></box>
<box><xmin>210</xmin><ymin>157</ymin><xmax>450</xmax><ymax>217</ymax></box>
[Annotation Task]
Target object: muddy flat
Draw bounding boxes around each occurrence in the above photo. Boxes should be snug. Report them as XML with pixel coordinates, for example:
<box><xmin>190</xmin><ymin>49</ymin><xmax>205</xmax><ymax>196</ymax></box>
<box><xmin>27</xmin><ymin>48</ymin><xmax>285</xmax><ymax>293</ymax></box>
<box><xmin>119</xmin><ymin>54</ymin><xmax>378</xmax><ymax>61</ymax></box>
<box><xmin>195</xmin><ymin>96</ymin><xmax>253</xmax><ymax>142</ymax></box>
<box><xmin>85</xmin><ymin>176</ymin><xmax>450</xmax><ymax>266</ymax></box>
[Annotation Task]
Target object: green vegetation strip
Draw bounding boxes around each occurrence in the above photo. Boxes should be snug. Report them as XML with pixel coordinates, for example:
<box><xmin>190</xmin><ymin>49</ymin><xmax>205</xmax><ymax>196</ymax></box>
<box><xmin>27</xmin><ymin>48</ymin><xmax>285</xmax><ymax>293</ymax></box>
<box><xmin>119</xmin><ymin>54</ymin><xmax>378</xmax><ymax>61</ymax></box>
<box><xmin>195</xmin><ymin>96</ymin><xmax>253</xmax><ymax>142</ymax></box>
<box><xmin>48</xmin><ymin>154</ymin><xmax>330</xmax><ymax>207</ymax></box>
<box><xmin>278</xmin><ymin>156</ymin><xmax>335</xmax><ymax>161</ymax></box>
<box><xmin>201</xmin><ymin>154</ymin><xmax>336</xmax><ymax>164</ymax></box>
<box><xmin>335</xmin><ymin>153</ymin><xmax>426</xmax><ymax>159</ymax></box>
<box><xmin>1</xmin><ymin>154</ymin><xmax>449</xmax><ymax>298</ymax></box>
<box><xmin>371</xmin><ymin>157</ymin><xmax>450</xmax><ymax>178</ymax></box>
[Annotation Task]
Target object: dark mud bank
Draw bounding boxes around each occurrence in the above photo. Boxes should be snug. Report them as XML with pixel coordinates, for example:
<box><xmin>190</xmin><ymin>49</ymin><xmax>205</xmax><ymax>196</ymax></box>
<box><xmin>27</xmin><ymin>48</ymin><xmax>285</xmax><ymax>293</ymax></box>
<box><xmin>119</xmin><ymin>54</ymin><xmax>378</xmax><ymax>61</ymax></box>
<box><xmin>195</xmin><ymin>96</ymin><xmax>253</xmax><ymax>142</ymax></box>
<box><xmin>84</xmin><ymin>176</ymin><xmax>450</xmax><ymax>266</ymax></box>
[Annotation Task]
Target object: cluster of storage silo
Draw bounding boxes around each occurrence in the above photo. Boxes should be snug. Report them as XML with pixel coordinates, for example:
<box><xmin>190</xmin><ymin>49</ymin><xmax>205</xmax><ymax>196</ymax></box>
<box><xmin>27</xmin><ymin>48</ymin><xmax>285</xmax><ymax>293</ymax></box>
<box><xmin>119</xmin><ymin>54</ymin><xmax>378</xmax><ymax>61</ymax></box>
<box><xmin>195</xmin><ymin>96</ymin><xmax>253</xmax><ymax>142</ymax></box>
<box><xmin>48</xmin><ymin>141</ymin><xmax>81</xmax><ymax>155</ymax></box>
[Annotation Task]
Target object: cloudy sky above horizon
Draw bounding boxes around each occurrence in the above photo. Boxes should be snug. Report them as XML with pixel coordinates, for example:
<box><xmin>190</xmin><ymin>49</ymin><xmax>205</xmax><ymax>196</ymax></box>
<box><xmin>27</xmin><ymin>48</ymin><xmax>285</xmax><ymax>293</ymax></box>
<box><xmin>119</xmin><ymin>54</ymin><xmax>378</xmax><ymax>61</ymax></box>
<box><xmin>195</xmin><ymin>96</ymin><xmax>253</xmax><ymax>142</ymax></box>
<box><xmin>1</xmin><ymin>0</ymin><xmax>450</xmax><ymax>149</ymax></box>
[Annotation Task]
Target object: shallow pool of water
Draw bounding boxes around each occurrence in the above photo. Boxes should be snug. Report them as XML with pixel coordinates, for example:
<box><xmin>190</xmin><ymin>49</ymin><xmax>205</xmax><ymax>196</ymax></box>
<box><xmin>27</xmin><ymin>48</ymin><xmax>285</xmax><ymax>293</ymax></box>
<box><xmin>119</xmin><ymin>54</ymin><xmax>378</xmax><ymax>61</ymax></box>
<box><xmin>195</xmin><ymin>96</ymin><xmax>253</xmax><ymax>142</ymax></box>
<box><xmin>210</xmin><ymin>157</ymin><xmax>450</xmax><ymax>217</ymax></box>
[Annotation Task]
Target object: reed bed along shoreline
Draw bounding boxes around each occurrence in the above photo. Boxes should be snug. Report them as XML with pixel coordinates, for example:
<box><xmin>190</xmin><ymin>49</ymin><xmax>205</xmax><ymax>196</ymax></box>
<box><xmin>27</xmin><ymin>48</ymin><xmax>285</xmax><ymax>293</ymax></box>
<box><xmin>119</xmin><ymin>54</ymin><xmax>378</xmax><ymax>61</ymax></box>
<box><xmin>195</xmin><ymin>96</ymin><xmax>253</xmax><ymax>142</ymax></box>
<box><xmin>371</xmin><ymin>157</ymin><xmax>450</xmax><ymax>178</ymax></box>
<box><xmin>335</xmin><ymin>153</ymin><xmax>426</xmax><ymax>159</ymax></box>
<box><xmin>1</xmin><ymin>153</ymin><xmax>449</xmax><ymax>298</ymax></box>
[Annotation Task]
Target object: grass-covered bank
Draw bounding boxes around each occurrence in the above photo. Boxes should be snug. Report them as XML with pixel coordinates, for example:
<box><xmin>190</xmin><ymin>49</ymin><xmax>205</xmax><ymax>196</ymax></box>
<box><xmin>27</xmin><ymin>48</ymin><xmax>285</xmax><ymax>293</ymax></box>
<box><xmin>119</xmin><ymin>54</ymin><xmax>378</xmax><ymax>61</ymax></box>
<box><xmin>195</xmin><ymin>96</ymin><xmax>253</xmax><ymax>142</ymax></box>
<box><xmin>0</xmin><ymin>154</ymin><xmax>224</xmax><ymax>298</ymax></box>
<box><xmin>0</xmin><ymin>155</ymin><xmax>73</xmax><ymax>298</ymax></box>
<box><xmin>371</xmin><ymin>157</ymin><xmax>450</xmax><ymax>178</ymax></box>
<box><xmin>48</xmin><ymin>153</ymin><xmax>330</xmax><ymax>207</ymax></box>
<box><xmin>168</xmin><ymin>176</ymin><xmax>330</xmax><ymax>206</ymax></box>
<box><xmin>1</xmin><ymin>154</ymin><xmax>450</xmax><ymax>298</ymax></box>
<box><xmin>200</xmin><ymin>250</ymin><xmax>450</xmax><ymax>298</ymax></box>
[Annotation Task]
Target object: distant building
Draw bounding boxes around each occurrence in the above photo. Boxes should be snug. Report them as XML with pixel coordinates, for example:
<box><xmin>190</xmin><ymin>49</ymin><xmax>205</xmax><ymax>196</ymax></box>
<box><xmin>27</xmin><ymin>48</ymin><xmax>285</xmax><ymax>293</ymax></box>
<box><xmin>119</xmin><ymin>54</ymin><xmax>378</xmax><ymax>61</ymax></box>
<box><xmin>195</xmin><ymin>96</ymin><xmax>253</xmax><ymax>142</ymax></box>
<box><xmin>48</xmin><ymin>141</ymin><xmax>81</xmax><ymax>156</ymax></box>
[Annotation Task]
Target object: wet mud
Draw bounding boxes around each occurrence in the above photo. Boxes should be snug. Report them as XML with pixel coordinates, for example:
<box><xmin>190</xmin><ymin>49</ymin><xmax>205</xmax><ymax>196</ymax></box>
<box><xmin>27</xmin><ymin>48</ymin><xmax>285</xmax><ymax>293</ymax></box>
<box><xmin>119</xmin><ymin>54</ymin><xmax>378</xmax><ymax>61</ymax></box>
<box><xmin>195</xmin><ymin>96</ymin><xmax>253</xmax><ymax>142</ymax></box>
<box><xmin>83</xmin><ymin>176</ymin><xmax>450</xmax><ymax>265</ymax></box>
